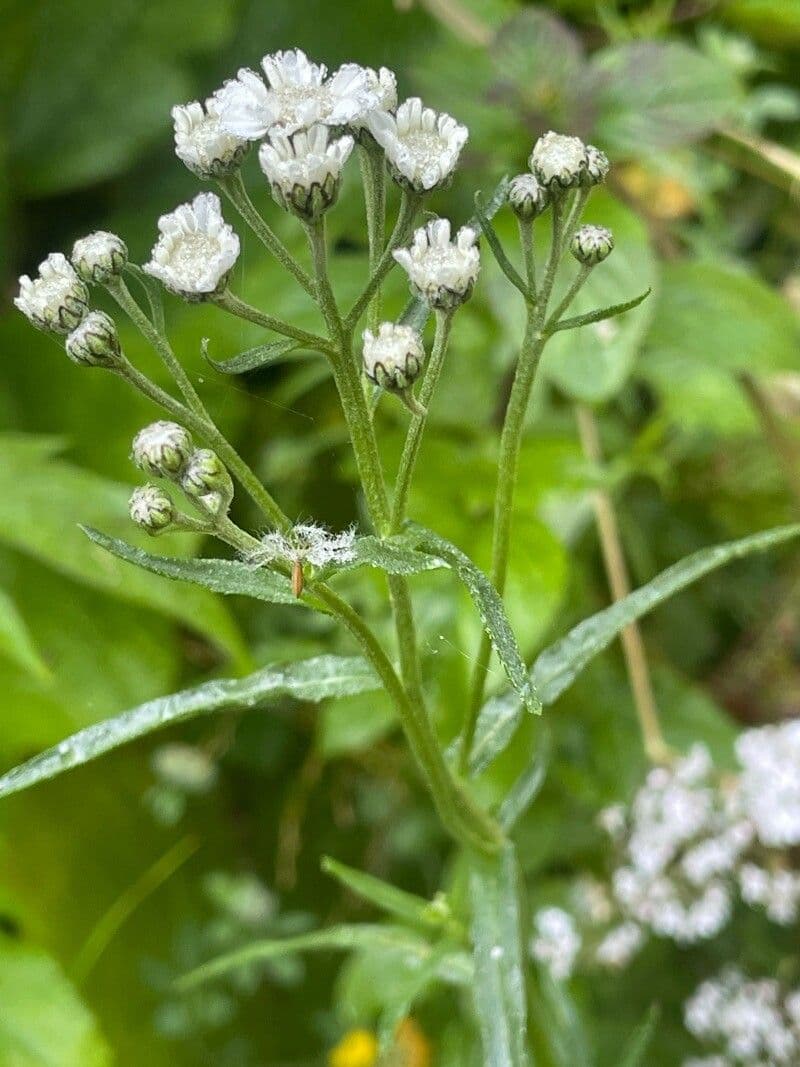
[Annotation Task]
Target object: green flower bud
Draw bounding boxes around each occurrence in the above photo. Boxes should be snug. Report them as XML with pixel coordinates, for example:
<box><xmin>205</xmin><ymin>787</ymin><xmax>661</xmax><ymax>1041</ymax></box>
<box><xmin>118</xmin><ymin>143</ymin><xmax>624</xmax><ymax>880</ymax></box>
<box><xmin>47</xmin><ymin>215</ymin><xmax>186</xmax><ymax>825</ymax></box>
<box><xmin>65</xmin><ymin>310</ymin><xmax>122</xmax><ymax>368</ymax></box>
<box><xmin>508</xmin><ymin>173</ymin><xmax>548</xmax><ymax>221</ymax></box>
<box><xmin>129</xmin><ymin>483</ymin><xmax>176</xmax><ymax>535</ymax></box>
<box><xmin>583</xmin><ymin>145</ymin><xmax>610</xmax><ymax>187</ymax></box>
<box><xmin>132</xmin><ymin>421</ymin><xmax>194</xmax><ymax>479</ymax></box>
<box><xmin>71</xmin><ymin>231</ymin><xmax>128</xmax><ymax>285</ymax></box>
<box><xmin>362</xmin><ymin>323</ymin><xmax>425</xmax><ymax>391</ymax></box>
<box><xmin>180</xmin><ymin>448</ymin><xmax>234</xmax><ymax>515</ymax></box>
<box><xmin>571</xmin><ymin>225</ymin><xmax>615</xmax><ymax>266</ymax></box>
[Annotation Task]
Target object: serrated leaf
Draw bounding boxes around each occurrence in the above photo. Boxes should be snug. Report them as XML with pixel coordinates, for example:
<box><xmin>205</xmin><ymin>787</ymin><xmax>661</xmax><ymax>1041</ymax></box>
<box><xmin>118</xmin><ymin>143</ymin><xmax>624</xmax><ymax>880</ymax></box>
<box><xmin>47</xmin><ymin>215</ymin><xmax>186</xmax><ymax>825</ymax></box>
<box><xmin>469</xmin><ymin>523</ymin><xmax>800</xmax><ymax>773</ymax></box>
<box><xmin>468</xmin><ymin>845</ymin><xmax>530</xmax><ymax>1067</ymax></box>
<box><xmin>178</xmin><ymin>924</ymin><xmax>472</xmax><ymax>991</ymax></box>
<box><xmin>549</xmin><ymin>288</ymin><xmax>651</xmax><ymax>335</ymax></box>
<box><xmin>0</xmin><ymin>587</ymin><xmax>50</xmax><ymax>682</ymax></box>
<box><xmin>0</xmin><ymin>655</ymin><xmax>377</xmax><ymax>799</ymax></box>
<box><xmin>202</xmin><ymin>336</ymin><xmax>306</xmax><ymax>375</ymax></box>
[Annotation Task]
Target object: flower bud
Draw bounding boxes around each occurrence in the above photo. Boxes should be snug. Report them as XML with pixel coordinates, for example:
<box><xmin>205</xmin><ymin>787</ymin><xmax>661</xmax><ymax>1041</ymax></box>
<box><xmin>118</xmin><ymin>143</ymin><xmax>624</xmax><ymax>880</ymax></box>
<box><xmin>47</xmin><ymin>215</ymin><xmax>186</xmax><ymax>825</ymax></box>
<box><xmin>132</xmin><ymin>421</ymin><xmax>194</xmax><ymax>479</ymax></box>
<box><xmin>508</xmin><ymin>173</ymin><xmax>548</xmax><ymax>221</ymax></box>
<box><xmin>363</xmin><ymin>323</ymin><xmax>425</xmax><ymax>391</ymax></box>
<box><xmin>571</xmin><ymin>225</ymin><xmax>615</xmax><ymax>266</ymax></box>
<box><xmin>129</xmin><ymin>483</ymin><xmax>176</xmax><ymax>535</ymax></box>
<box><xmin>71</xmin><ymin>231</ymin><xmax>128</xmax><ymax>284</ymax></box>
<box><xmin>258</xmin><ymin>125</ymin><xmax>353</xmax><ymax>221</ymax></box>
<box><xmin>529</xmin><ymin>131</ymin><xmax>588</xmax><ymax>191</ymax></box>
<box><xmin>180</xmin><ymin>449</ymin><xmax>234</xmax><ymax>515</ymax></box>
<box><xmin>584</xmin><ymin>145</ymin><xmax>610</xmax><ymax>187</ymax></box>
<box><xmin>14</xmin><ymin>253</ymin><xmax>90</xmax><ymax>334</ymax></box>
<box><xmin>65</xmin><ymin>310</ymin><xmax>122</xmax><ymax>368</ymax></box>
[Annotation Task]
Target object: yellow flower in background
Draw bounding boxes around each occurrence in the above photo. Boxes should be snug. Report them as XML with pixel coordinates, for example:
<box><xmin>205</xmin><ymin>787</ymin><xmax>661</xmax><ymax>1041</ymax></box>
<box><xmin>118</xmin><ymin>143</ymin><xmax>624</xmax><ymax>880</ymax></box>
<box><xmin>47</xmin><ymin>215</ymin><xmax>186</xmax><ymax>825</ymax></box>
<box><xmin>329</xmin><ymin>1029</ymin><xmax>378</xmax><ymax>1067</ymax></box>
<box><xmin>328</xmin><ymin>1020</ymin><xmax>431</xmax><ymax>1067</ymax></box>
<box><xmin>394</xmin><ymin>1019</ymin><xmax>432</xmax><ymax>1067</ymax></box>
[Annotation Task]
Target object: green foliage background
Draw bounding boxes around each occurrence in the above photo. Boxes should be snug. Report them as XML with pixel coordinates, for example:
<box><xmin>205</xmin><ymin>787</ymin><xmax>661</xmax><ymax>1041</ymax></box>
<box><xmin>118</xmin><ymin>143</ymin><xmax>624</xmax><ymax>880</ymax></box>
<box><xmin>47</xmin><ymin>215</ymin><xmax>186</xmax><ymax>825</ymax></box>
<box><xmin>1</xmin><ymin>0</ymin><xmax>800</xmax><ymax>1063</ymax></box>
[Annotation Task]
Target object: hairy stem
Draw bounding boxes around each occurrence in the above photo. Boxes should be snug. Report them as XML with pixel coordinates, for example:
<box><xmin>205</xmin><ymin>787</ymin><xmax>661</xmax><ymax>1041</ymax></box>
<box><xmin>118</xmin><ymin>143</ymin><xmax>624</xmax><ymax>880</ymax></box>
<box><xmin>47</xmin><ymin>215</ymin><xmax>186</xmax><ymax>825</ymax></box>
<box><xmin>213</xmin><ymin>289</ymin><xmax>334</xmax><ymax>354</ymax></box>
<box><xmin>358</xmin><ymin>141</ymin><xmax>387</xmax><ymax>332</ymax></box>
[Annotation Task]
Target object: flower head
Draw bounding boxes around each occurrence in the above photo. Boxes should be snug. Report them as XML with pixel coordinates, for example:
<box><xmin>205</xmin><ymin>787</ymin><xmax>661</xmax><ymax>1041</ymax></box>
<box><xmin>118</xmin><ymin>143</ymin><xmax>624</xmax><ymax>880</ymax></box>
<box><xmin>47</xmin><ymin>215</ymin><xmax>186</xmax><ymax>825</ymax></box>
<box><xmin>393</xmin><ymin>219</ymin><xmax>480</xmax><ymax>310</ymax></box>
<box><xmin>529</xmin><ymin>131</ymin><xmax>588</xmax><ymax>190</ymax></box>
<box><xmin>362</xmin><ymin>322</ymin><xmax>425</xmax><ymax>391</ymax></box>
<box><xmin>129</xmin><ymin>484</ymin><xmax>176</xmax><ymax>535</ymax></box>
<box><xmin>508</xmin><ymin>173</ymin><xmax>548</xmax><ymax>221</ymax></box>
<box><xmin>571</xmin><ymin>224</ymin><xmax>614</xmax><ymax>266</ymax></box>
<box><xmin>180</xmin><ymin>448</ymin><xmax>234</xmax><ymax>516</ymax></box>
<box><xmin>172</xmin><ymin>98</ymin><xmax>249</xmax><ymax>180</ymax></box>
<box><xmin>15</xmin><ymin>253</ymin><xmax>89</xmax><ymax>334</ymax></box>
<box><xmin>132</xmin><ymin>421</ymin><xmax>194</xmax><ymax>479</ymax></box>
<box><xmin>65</xmin><ymin>310</ymin><xmax>121</xmax><ymax>368</ymax></box>
<box><xmin>736</xmin><ymin>720</ymin><xmax>800</xmax><ymax>847</ymax></box>
<box><xmin>215</xmin><ymin>49</ymin><xmax>393</xmax><ymax>141</ymax></box>
<box><xmin>368</xmin><ymin>97</ymin><xmax>468</xmax><ymax>192</ymax></box>
<box><xmin>584</xmin><ymin>144</ymin><xmax>610</xmax><ymax>186</ymax></box>
<box><xmin>252</xmin><ymin>523</ymin><xmax>356</xmax><ymax>568</ymax></box>
<box><xmin>258</xmin><ymin>124</ymin><xmax>354</xmax><ymax>219</ymax></box>
<box><xmin>144</xmin><ymin>192</ymin><xmax>240</xmax><ymax>299</ymax></box>
<box><xmin>71</xmin><ymin>231</ymin><xmax>128</xmax><ymax>284</ymax></box>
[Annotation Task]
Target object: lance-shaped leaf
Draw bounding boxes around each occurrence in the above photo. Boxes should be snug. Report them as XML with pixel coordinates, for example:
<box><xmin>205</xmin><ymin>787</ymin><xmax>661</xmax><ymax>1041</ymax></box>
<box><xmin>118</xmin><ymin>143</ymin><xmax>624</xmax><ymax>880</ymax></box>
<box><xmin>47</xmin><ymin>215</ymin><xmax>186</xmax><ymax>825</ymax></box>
<box><xmin>469</xmin><ymin>844</ymin><xmax>531</xmax><ymax>1067</ymax></box>
<box><xmin>547</xmin><ymin>288</ymin><xmax>651</xmax><ymax>335</ymax></box>
<box><xmin>469</xmin><ymin>523</ymin><xmax>800</xmax><ymax>774</ymax></box>
<box><xmin>0</xmin><ymin>587</ymin><xmax>51</xmax><ymax>682</ymax></box>
<box><xmin>0</xmin><ymin>655</ymin><xmax>378</xmax><ymax>800</ymax></box>
<box><xmin>499</xmin><ymin>723</ymin><xmax>552</xmax><ymax>831</ymax></box>
<box><xmin>201</xmin><ymin>336</ymin><xmax>308</xmax><ymax>375</ymax></box>
<box><xmin>619</xmin><ymin>1006</ymin><xmax>660</xmax><ymax>1067</ymax></box>
<box><xmin>474</xmin><ymin>191</ymin><xmax>528</xmax><ymax>296</ymax></box>
<box><xmin>177</xmin><ymin>924</ymin><xmax>473</xmax><ymax>991</ymax></box>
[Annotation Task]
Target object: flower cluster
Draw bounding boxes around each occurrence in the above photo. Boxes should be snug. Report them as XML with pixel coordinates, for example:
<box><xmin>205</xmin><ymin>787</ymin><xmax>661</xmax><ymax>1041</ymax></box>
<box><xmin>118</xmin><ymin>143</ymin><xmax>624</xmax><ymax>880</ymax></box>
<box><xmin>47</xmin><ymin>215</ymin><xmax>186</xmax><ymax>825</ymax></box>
<box><xmin>684</xmin><ymin>968</ymin><xmax>800</xmax><ymax>1066</ymax></box>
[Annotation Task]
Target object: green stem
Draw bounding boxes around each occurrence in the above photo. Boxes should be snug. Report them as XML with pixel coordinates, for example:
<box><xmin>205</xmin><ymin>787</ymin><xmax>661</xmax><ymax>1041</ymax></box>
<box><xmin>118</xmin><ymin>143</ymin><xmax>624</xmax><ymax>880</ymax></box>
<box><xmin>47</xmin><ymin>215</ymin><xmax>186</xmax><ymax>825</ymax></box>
<box><xmin>358</xmin><ymin>142</ymin><xmax>387</xmax><ymax>331</ymax></box>
<box><xmin>106</xmin><ymin>277</ymin><xmax>207</xmax><ymax>418</ymax></box>
<box><xmin>217</xmin><ymin>172</ymin><xmax>316</xmax><ymax>298</ymax></box>
<box><xmin>519</xmin><ymin>219</ymin><xmax>537</xmax><ymax>299</ymax></box>
<box><xmin>114</xmin><ymin>359</ymin><xmax>288</xmax><ymax>530</ymax></box>
<box><xmin>305</xmin><ymin>217</ymin><xmax>346</xmax><ymax>348</ymax></box>
<box><xmin>213</xmin><ymin>289</ymin><xmax>334</xmax><ymax>354</ymax></box>
<box><xmin>391</xmin><ymin>310</ymin><xmax>453</xmax><ymax>531</ymax></box>
<box><xmin>545</xmin><ymin>263</ymin><xmax>593</xmax><ymax>330</ymax></box>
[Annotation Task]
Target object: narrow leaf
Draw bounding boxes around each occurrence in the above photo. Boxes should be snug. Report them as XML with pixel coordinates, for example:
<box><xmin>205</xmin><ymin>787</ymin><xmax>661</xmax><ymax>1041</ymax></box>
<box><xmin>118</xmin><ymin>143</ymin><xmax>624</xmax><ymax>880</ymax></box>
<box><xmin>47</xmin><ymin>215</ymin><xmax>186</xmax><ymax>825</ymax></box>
<box><xmin>532</xmin><ymin>967</ymin><xmax>594</xmax><ymax>1067</ymax></box>
<box><xmin>322</xmin><ymin>856</ymin><xmax>463</xmax><ymax>939</ymax></box>
<box><xmin>347</xmin><ymin>534</ymin><xmax>444</xmax><ymax>576</ymax></box>
<box><xmin>0</xmin><ymin>587</ymin><xmax>51</xmax><ymax>682</ymax></box>
<box><xmin>619</xmin><ymin>1005</ymin><xmax>660</xmax><ymax>1067</ymax></box>
<box><xmin>499</xmin><ymin>724</ymin><xmax>551</xmax><ymax>831</ymax></box>
<box><xmin>178</xmin><ymin>924</ymin><xmax>473</xmax><ymax>991</ymax></box>
<box><xmin>202</xmin><ymin>336</ymin><xmax>306</xmax><ymax>375</ymax></box>
<box><xmin>474</xmin><ymin>191</ymin><xmax>528</xmax><ymax>296</ymax></box>
<box><xmin>469</xmin><ymin>523</ymin><xmax>800</xmax><ymax>773</ymax></box>
<box><xmin>549</xmin><ymin>288</ymin><xmax>652</xmax><ymax>335</ymax></box>
<box><xmin>468</xmin><ymin>844</ymin><xmax>531</xmax><ymax>1067</ymax></box>
<box><xmin>0</xmin><ymin>655</ymin><xmax>377</xmax><ymax>799</ymax></box>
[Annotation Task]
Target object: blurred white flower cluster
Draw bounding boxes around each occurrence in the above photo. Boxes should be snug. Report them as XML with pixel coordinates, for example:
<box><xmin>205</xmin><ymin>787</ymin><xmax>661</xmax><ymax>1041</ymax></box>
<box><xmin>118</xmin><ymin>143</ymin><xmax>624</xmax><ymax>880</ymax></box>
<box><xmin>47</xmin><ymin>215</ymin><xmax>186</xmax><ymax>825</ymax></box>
<box><xmin>683</xmin><ymin>967</ymin><xmax>800</xmax><ymax>1066</ymax></box>
<box><xmin>531</xmin><ymin>720</ymin><xmax>800</xmax><ymax>982</ymax></box>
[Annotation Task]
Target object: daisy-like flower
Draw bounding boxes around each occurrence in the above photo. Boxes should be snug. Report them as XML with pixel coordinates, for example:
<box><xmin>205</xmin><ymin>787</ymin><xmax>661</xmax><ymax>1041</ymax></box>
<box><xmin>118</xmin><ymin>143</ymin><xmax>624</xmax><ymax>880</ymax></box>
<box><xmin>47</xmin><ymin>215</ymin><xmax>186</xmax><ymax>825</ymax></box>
<box><xmin>15</xmin><ymin>253</ymin><xmax>90</xmax><ymax>334</ymax></box>
<box><xmin>172</xmin><ymin>98</ymin><xmax>249</xmax><ymax>180</ymax></box>
<box><xmin>362</xmin><ymin>322</ymin><xmax>425</xmax><ymax>391</ymax></box>
<box><xmin>215</xmin><ymin>49</ymin><xmax>392</xmax><ymax>141</ymax></box>
<box><xmin>65</xmin><ymin>310</ymin><xmax>121</xmax><ymax>368</ymax></box>
<box><xmin>144</xmin><ymin>192</ymin><xmax>240</xmax><ymax>299</ymax></box>
<box><xmin>393</xmin><ymin>219</ymin><xmax>480</xmax><ymax>310</ymax></box>
<box><xmin>367</xmin><ymin>97</ymin><xmax>468</xmax><ymax>192</ymax></box>
<box><xmin>71</xmin><ymin>231</ymin><xmax>128</xmax><ymax>284</ymax></box>
<box><xmin>529</xmin><ymin>130</ymin><xmax>588</xmax><ymax>191</ymax></box>
<box><xmin>258</xmin><ymin>124</ymin><xmax>354</xmax><ymax>220</ymax></box>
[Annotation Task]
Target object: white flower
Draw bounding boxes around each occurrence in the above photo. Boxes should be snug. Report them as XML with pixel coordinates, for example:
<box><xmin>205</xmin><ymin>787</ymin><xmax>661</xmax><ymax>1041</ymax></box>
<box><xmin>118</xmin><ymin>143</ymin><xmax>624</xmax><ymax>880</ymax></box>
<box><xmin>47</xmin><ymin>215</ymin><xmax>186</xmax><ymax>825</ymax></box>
<box><xmin>584</xmin><ymin>144</ymin><xmax>610</xmax><ymax>186</ymax></box>
<box><xmin>393</xmin><ymin>219</ymin><xmax>480</xmax><ymax>310</ymax></box>
<box><xmin>65</xmin><ymin>310</ymin><xmax>121</xmax><ymax>368</ymax></box>
<box><xmin>132</xmin><ymin>421</ymin><xmax>194</xmax><ymax>478</ymax></box>
<box><xmin>529</xmin><ymin>130</ymin><xmax>588</xmax><ymax>190</ymax></box>
<box><xmin>152</xmin><ymin>743</ymin><xmax>217</xmax><ymax>794</ymax></box>
<box><xmin>362</xmin><ymin>322</ymin><xmax>425</xmax><ymax>391</ymax></box>
<box><xmin>144</xmin><ymin>192</ymin><xmax>240</xmax><ymax>298</ymax></box>
<box><xmin>251</xmin><ymin>523</ymin><xmax>356</xmax><ymax>568</ymax></box>
<box><xmin>738</xmin><ymin>862</ymin><xmax>800</xmax><ymax>925</ymax></box>
<box><xmin>368</xmin><ymin>96</ymin><xmax>468</xmax><ymax>192</ymax></box>
<box><xmin>530</xmin><ymin>907</ymin><xmax>581</xmax><ymax>981</ymax></box>
<box><xmin>172</xmin><ymin>98</ymin><xmax>248</xmax><ymax>179</ymax></box>
<box><xmin>215</xmin><ymin>49</ymin><xmax>393</xmax><ymax>141</ymax></box>
<box><xmin>736</xmin><ymin>720</ymin><xmax>800</xmax><ymax>847</ymax></box>
<box><xmin>15</xmin><ymin>253</ymin><xmax>89</xmax><ymax>334</ymax></box>
<box><xmin>258</xmin><ymin>124</ymin><xmax>353</xmax><ymax>218</ymax></box>
<box><xmin>71</xmin><ymin>231</ymin><xmax>127</xmax><ymax>284</ymax></box>
<box><xmin>594</xmin><ymin>922</ymin><xmax>643</xmax><ymax>969</ymax></box>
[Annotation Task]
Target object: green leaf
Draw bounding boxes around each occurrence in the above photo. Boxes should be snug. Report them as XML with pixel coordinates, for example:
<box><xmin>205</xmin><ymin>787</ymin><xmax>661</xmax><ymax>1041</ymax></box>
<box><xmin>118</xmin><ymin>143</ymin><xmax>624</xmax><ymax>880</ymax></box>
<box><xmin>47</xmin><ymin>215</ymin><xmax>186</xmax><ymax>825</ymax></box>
<box><xmin>0</xmin><ymin>587</ymin><xmax>50</xmax><ymax>682</ymax></box>
<box><xmin>0</xmin><ymin>939</ymin><xmax>112</xmax><ymax>1066</ymax></box>
<box><xmin>499</xmin><ymin>723</ymin><xmax>551</xmax><ymax>831</ymax></box>
<box><xmin>0</xmin><ymin>436</ymin><xmax>245</xmax><ymax>663</ymax></box>
<box><xmin>178</xmin><ymin>924</ymin><xmax>473</xmax><ymax>991</ymax></box>
<box><xmin>592</xmin><ymin>41</ymin><xmax>742</xmax><ymax>154</ymax></box>
<box><xmin>549</xmin><ymin>288</ymin><xmax>651</xmax><ymax>335</ymax></box>
<box><xmin>322</xmin><ymin>856</ymin><xmax>464</xmax><ymax>939</ymax></box>
<box><xmin>468</xmin><ymin>845</ymin><xmax>531</xmax><ymax>1067</ymax></box>
<box><xmin>202</xmin><ymin>336</ymin><xmax>307</xmax><ymax>375</ymax></box>
<box><xmin>531</xmin><ymin>966</ymin><xmax>593</xmax><ymax>1067</ymax></box>
<box><xmin>469</xmin><ymin>523</ymin><xmax>800</xmax><ymax>773</ymax></box>
<box><xmin>619</xmin><ymin>1005</ymin><xmax>660</xmax><ymax>1067</ymax></box>
<box><xmin>0</xmin><ymin>655</ymin><xmax>377</xmax><ymax>799</ymax></box>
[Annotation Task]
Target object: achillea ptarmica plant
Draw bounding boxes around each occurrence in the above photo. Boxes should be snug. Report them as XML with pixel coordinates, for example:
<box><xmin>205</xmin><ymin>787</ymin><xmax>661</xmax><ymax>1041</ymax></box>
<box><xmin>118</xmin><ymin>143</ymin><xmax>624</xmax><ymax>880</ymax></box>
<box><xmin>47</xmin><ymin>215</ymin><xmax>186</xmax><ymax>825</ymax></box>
<box><xmin>65</xmin><ymin>310</ymin><xmax>122</xmax><ymax>368</ymax></box>
<box><xmin>584</xmin><ymin>144</ymin><xmax>610</xmax><ymax>186</ymax></box>
<box><xmin>258</xmin><ymin>124</ymin><xmax>354</xmax><ymax>220</ymax></box>
<box><xmin>172</xmin><ymin>98</ymin><xmax>249</xmax><ymax>180</ymax></box>
<box><xmin>132</xmin><ymin>421</ymin><xmax>194</xmax><ymax>479</ymax></box>
<box><xmin>367</xmin><ymin>97</ymin><xmax>468</xmax><ymax>192</ymax></box>
<box><xmin>571</xmin><ymin>224</ymin><xmax>615</xmax><ymax>266</ymax></box>
<box><xmin>71</xmin><ymin>231</ymin><xmax>128</xmax><ymax>284</ymax></box>
<box><xmin>180</xmin><ymin>448</ymin><xmax>234</xmax><ymax>516</ymax></box>
<box><xmin>508</xmin><ymin>173</ymin><xmax>549</xmax><ymax>221</ymax></box>
<box><xmin>129</xmin><ymin>484</ymin><xmax>176</xmax><ymax>535</ymax></box>
<box><xmin>144</xmin><ymin>192</ymin><xmax>240</xmax><ymax>299</ymax></box>
<box><xmin>529</xmin><ymin>130</ymin><xmax>589</xmax><ymax>191</ymax></box>
<box><xmin>362</xmin><ymin>323</ymin><xmax>426</xmax><ymax>391</ymax></box>
<box><xmin>393</xmin><ymin>219</ymin><xmax>480</xmax><ymax>310</ymax></box>
<box><xmin>14</xmin><ymin>253</ymin><xmax>90</xmax><ymax>334</ymax></box>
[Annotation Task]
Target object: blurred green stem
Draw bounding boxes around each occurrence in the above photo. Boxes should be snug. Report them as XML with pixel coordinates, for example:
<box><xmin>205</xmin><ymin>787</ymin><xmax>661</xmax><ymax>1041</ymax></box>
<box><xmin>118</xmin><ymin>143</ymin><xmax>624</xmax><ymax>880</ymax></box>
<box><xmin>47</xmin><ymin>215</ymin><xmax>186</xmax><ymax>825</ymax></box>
<box><xmin>358</xmin><ymin>141</ymin><xmax>387</xmax><ymax>332</ymax></box>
